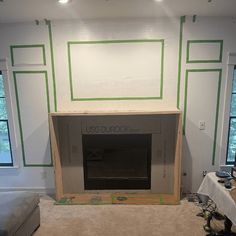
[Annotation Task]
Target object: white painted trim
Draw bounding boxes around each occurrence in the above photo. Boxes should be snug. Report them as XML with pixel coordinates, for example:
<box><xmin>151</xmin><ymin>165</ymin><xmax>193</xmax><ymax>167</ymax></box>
<box><xmin>0</xmin><ymin>59</ymin><xmax>8</xmax><ymax>71</ymax></box>
<box><xmin>219</xmin><ymin>53</ymin><xmax>236</xmax><ymax>165</ymax></box>
<box><xmin>220</xmin><ymin>165</ymin><xmax>234</xmax><ymax>168</ymax></box>
<box><xmin>0</xmin><ymin>165</ymin><xmax>19</xmax><ymax>169</ymax></box>
<box><xmin>228</xmin><ymin>53</ymin><xmax>236</xmax><ymax>65</ymax></box>
<box><xmin>0</xmin><ymin>58</ymin><xmax>19</xmax><ymax>167</ymax></box>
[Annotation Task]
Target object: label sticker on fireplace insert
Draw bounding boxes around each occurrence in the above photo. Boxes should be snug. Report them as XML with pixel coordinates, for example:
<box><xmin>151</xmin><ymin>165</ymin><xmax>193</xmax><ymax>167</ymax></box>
<box><xmin>85</xmin><ymin>125</ymin><xmax>140</xmax><ymax>134</ymax></box>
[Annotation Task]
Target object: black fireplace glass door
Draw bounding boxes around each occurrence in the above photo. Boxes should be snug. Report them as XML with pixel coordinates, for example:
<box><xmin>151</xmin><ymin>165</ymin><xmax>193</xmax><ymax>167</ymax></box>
<box><xmin>82</xmin><ymin>134</ymin><xmax>151</xmax><ymax>190</ymax></box>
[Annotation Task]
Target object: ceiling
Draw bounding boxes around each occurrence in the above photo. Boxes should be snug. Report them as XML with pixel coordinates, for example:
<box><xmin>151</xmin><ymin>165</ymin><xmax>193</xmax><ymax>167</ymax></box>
<box><xmin>0</xmin><ymin>0</ymin><xmax>236</xmax><ymax>23</ymax></box>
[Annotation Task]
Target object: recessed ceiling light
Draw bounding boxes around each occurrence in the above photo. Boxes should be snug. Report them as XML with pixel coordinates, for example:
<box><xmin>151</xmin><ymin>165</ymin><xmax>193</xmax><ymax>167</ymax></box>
<box><xmin>154</xmin><ymin>0</ymin><xmax>163</xmax><ymax>2</ymax></box>
<box><xmin>58</xmin><ymin>0</ymin><xmax>71</xmax><ymax>4</ymax></box>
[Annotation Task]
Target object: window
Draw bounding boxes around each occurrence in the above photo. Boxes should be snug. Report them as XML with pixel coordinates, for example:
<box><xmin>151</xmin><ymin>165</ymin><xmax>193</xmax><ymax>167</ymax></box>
<box><xmin>0</xmin><ymin>71</ymin><xmax>13</xmax><ymax>166</ymax></box>
<box><xmin>226</xmin><ymin>66</ymin><xmax>236</xmax><ymax>165</ymax></box>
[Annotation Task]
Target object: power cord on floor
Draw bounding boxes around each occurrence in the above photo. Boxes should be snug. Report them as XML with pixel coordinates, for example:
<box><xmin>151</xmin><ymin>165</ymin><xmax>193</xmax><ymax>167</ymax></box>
<box><xmin>187</xmin><ymin>193</ymin><xmax>236</xmax><ymax>236</ymax></box>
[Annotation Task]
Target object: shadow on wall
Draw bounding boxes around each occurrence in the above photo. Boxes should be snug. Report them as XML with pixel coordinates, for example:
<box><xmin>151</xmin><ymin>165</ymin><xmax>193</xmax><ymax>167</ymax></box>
<box><xmin>42</xmin><ymin>139</ymin><xmax>55</xmax><ymax>197</ymax></box>
<box><xmin>182</xmin><ymin>135</ymin><xmax>192</xmax><ymax>194</ymax></box>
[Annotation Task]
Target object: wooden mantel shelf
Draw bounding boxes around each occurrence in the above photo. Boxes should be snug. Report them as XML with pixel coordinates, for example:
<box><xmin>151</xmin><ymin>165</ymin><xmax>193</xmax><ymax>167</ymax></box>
<box><xmin>50</xmin><ymin>109</ymin><xmax>181</xmax><ymax>117</ymax></box>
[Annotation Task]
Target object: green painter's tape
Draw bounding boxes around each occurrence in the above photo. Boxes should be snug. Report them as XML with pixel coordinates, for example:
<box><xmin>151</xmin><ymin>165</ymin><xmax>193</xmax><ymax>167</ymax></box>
<box><xmin>72</xmin><ymin>96</ymin><xmax>164</xmax><ymax>101</ymax></box>
<box><xmin>10</xmin><ymin>44</ymin><xmax>47</xmax><ymax>66</ymax></box>
<box><xmin>13</xmin><ymin>71</ymin><xmax>52</xmax><ymax>167</ymax></box>
<box><xmin>68</xmin><ymin>39</ymin><xmax>165</xmax><ymax>101</ymax></box>
<box><xmin>212</xmin><ymin>70</ymin><xmax>222</xmax><ymax>165</ymax></box>
<box><xmin>159</xmin><ymin>196</ymin><xmax>164</xmax><ymax>205</ymax></box>
<box><xmin>47</xmin><ymin>21</ymin><xmax>57</xmax><ymax>112</ymax></box>
<box><xmin>177</xmin><ymin>16</ymin><xmax>186</xmax><ymax>109</ymax></box>
<box><xmin>183</xmin><ymin>69</ymin><xmax>222</xmax><ymax>166</ymax></box>
<box><xmin>186</xmin><ymin>40</ymin><xmax>223</xmax><ymax>64</ymax></box>
<box><xmin>68</xmin><ymin>39</ymin><xmax>164</xmax><ymax>44</ymax></box>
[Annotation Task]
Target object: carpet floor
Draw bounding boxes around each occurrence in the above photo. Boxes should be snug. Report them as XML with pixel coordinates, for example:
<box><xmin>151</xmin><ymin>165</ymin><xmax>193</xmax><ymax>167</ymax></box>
<box><xmin>34</xmin><ymin>195</ymin><xmax>234</xmax><ymax>236</ymax></box>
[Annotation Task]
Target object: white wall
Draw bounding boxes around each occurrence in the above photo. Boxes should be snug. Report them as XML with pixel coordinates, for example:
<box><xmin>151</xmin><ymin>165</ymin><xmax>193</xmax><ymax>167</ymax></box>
<box><xmin>180</xmin><ymin>17</ymin><xmax>236</xmax><ymax>192</ymax></box>
<box><xmin>0</xmin><ymin>16</ymin><xmax>235</xmax><ymax>193</ymax></box>
<box><xmin>53</xmin><ymin>18</ymin><xmax>179</xmax><ymax>110</ymax></box>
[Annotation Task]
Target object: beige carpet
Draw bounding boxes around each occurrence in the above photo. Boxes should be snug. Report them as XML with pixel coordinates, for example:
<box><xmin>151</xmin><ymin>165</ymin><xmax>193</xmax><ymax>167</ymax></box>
<box><xmin>34</xmin><ymin>195</ymin><xmax>232</xmax><ymax>236</ymax></box>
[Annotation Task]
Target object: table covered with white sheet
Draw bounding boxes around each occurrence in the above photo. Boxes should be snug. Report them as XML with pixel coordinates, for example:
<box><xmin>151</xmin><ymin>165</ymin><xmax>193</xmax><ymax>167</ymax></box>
<box><xmin>197</xmin><ymin>172</ymin><xmax>236</xmax><ymax>225</ymax></box>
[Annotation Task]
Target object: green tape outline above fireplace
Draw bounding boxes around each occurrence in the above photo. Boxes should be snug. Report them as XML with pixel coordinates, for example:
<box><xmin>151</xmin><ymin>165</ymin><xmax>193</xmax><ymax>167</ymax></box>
<box><xmin>67</xmin><ymin>39</ymin><xmax>165</xmax><ymax>101</ymax></box>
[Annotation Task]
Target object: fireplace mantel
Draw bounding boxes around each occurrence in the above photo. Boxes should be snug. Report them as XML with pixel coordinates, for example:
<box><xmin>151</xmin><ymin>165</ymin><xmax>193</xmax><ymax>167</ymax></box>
<box><xmin>49</xmin><ymin>110</ymin><xmax>182</xmax><ymax>204</ymax></box>
<box><xmin>50</xmin><ymin>109</ymin><xmax>181</xmax><ymax>117</ymax></box>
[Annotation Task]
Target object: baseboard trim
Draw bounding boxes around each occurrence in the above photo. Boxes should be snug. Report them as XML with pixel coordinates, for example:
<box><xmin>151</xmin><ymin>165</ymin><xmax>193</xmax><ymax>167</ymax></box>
<box><xmin>0</xmin><ymin>187</ymin><xmax>55</xmax><ymax>196</ymax></box>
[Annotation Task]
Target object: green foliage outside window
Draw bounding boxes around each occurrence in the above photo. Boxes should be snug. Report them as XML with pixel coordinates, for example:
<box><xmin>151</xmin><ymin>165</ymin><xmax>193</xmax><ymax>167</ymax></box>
<box><xmin>0</xmin><ymin>75</ymin><xmax>8</xmax><ymax>133</ymax></box>
<box><xmin>227</xmin><ymin>69</ymin><xmax>236</xmax><ymax>164</ymax></box>
<box><xmin>0</xmin><ymin>98</ymin><xmax>8</xmax><ymax>120</ymax></box>
<box><xmin>227</xmin><ymin>118</ymin><xmax>236</xmax><ymax>162</ymax></box>
<box><xmin>0</xmin><ymin>122</ymin><xmax>10</xmax><ymax>153</ymax></box>
<box><xmin>0</xmin><ymin>74</ymin><xmax>12</xmax><ymax>165</ymax></box>
<box><xmin>0</xmin><ymin>75</ymin><xmax>5</xmax><ymax>97</ymax></box>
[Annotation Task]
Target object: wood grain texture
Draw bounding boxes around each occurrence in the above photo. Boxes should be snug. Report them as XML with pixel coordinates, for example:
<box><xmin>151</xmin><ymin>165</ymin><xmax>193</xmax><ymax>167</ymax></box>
<box><xmin>49</xmin><ymin>115</ymin><xmax>63</xmax><ymax>199</ymax></box>
<box><xmin>50</xmin><ymin>109</ymin><xmax>181</xmax><ymax>117</ymax></box>
<box><xmin>173</xmin><ymin>113</ymin><xmax>182</xmax><ymax>202</ymax></box>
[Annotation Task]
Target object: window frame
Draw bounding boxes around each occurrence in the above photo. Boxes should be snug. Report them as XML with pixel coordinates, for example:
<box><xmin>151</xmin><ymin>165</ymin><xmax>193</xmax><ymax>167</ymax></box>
<box><xmin>220</xmin><ymin>53</ymin><xmax>236</xmax><ymax>167</ymax></box>
<box><xmin>226</xmin><ymin>116</ymin><xmax>236</xmax><ymax>165</ymax></box>
<box><xmin>226</xmin><ymin>64</ymin><xmax>236</xmax><ymax>165</ymax></box>
<box><xmin>0</xmin><ymin>59</ymin><xmax>18</xmax><ymax>167</ymax></box>
<box><xmin>225</xmin><ymin>64</ymin><xmax>236</xmax><ymax>165</ymax></box>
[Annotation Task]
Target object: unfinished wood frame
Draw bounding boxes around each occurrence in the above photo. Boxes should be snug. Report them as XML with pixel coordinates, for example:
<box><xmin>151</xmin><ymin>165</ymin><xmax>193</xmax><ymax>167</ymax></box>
<box><xmin>49</xmin><ymin>110</ymin><xmax>182</xmax><ymax>204</ymax></box>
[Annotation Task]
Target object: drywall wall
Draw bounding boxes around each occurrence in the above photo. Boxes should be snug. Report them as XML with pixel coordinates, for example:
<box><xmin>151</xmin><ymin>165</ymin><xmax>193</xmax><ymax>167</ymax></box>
<box><xmin>53</xmin><ymin>18</ymin><xmax>179</xmax><ymax>110</ymax></box>
<box><xmin>0</xmin><ymin>16</ymin><xmax>236</xmax><ymax>193</ymax></box>
<box><xmin>180</xmin><ymin>17</ymin><xmax>236</xmax><ymax>192</ymax></box>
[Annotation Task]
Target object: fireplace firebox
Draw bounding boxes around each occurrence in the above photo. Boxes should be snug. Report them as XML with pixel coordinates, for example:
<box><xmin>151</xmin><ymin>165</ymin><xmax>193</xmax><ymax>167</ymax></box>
<box><xmin>82</xmin><ymin>134</ymin><xmax>151</xmax><ymax>190</ymax></box>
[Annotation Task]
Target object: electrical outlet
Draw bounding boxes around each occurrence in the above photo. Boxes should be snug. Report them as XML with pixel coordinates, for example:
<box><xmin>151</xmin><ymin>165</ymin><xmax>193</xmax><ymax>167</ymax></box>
<box><xmin>203</xmin><ymin>170</ymin><xmax>207</xmax><ymax>177</ymax></box>
<box><xmin>199</xmin><ymin>121</ymin><xmax>206</xmax><ymax>130</ymax></box>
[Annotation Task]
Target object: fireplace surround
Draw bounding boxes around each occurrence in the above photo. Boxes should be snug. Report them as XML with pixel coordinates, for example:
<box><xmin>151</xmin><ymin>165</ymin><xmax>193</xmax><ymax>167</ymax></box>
<box><xmin>49</xmin><ymin>110</ymin><xmax>182</xmax><ymax>203</ymax></box>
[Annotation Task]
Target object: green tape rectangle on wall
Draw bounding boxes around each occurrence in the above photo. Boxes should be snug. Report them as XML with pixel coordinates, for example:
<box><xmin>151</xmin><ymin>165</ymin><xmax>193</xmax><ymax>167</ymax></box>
<box><xmin>67</xmin><ymin>39</ymin><xmax>165</xmax><ymax>101</ymax></box>
<box><xmin>177</xmin><ymin>16</ymin><xmax>186</xmax><ymax>109</ymax></box>
<box><xmin>10</xmin><ymin>45</ymin><xmax>47</xmax><ymax>67</ymax></box>
<box><xmin>183</xmin><ymin>69</ymin><xmax>222</xmax><ymax>165</ymax></box>
<box><xmin>186</xmin><ymin>40</ymin><xmax>223</xmax><ymax>64</ymax></box>
<box><xmin>13</xmin><ymin>71</ymin><xmax>52</xmax><ymax>167</ymax></box>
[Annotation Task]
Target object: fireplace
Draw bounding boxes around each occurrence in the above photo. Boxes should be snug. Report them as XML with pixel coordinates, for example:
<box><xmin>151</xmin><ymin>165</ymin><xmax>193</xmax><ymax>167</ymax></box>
<box><xmin>82</xmin><ymin>134</ymin><xmax>151</xmax><ymax>190</ymax></box>
<box><xmin>49</xmin><ymin>111</ymin><xmax>182</xmax><ymax>203</ymax></box>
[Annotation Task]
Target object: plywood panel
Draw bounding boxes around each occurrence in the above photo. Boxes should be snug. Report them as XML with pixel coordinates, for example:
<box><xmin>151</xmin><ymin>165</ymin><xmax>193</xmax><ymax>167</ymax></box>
<box><xmin>151</xmin><ymin>115</ymin><xmax>176</xmax><ymax>194</ymax></box>
<box><xmin>49</xmin><ymin>116</ymin><xmax>63</xmax><ymax>199</ymax></box>
<box><xmin>58</xmin><ymin>117</ymin><xmax>84</xmax><ymax>193</ymax></box>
